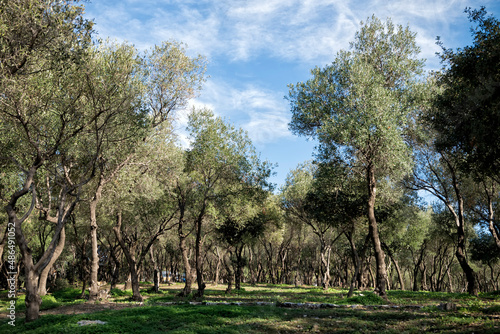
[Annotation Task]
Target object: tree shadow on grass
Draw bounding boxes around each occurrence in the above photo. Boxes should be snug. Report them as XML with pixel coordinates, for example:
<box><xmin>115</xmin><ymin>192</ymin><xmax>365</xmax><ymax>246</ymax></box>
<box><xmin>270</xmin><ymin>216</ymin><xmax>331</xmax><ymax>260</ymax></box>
<box><xmin>2</xmin><ymin>304</ymin><xmax>497</xmax><ymax>334</ymax></box>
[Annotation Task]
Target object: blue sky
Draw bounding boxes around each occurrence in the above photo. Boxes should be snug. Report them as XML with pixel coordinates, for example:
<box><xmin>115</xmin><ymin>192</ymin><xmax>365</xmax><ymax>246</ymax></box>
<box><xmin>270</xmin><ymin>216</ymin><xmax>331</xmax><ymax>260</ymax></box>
<box><xmin>83</xmin><ymin>0</ymin><xmax>500</xmax><ymax>190</ymax></box>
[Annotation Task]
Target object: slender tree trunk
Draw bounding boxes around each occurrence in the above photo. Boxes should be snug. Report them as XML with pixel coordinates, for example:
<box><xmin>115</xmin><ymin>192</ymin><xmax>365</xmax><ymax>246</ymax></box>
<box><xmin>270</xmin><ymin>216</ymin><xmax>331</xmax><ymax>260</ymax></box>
<box><xmin>366</xmin><ymin>164</ymin><xmax>388</xmax><ymax>298</ymax></box>
<box><xmin>248</xmin><ymin>246</ymin><xmax>256</xmax><ymax>285</ymax></box>
<box><xmin>194</xmin><ymin>214</ymin><xmax>206</xmax><ymax>297</ymax></box>
<box><xmin>109</xmin><ymin>243</ymin><xmax>120</xmax><ymax>290</ymax></box>
<box><xmin>150</xmin><ymin>246</ymin><xmax>160</xmax><ymax>293</ymax></box>
<box><xmin>178</xmin><ymin>218</ymin><xmax>193</xmax><ymax>296</ymax></box>
<box><xmin>235</xmin><ymin>246</ymin><xmax>243</xmax><ymax>290</ymax></box>
<box><xmin>38</xmin><ymin>227</ymin><xmax>66</xmax><ymax>296</ymax></box>
<box><xmin>413</xmin><ymin>242</ymin><xmax>426</xmax><ymax>291</ymax></box>
<box><xmin>448</xmin><ymin>167</ymin><xmax>479</xmax><ymax>295</ymax></box>
<box><xmin>383</xmin><ymin>242</ymin><xmax>404</xmax><ymax>290</ymax></box>
<box><xmin>224</xmin><ymin>251</ymin><xmax>234</xmax><ymax>294</ymax></box>
<box><xmin>483</xmin><ymin>181</ymin><xmax>500</xmax><ymax>250</ymax></box>
<box><xmin>447</xmin><ymin>266</ymin><xmax>454</xmax><ymax>292</ymax></box>
<box><xmin>346</xmin><ymin>231</ymin><xmax>360</xmax><ymax>297</ymax></box>
<box><xmin>113</xmin><ymin>212</ymin><xmax>143</xmax><ymax>302</ymax></box>
<box><xmin>88</xmin><ymin>184</ymin><xmax>102</xmax><ymax>301</ymax></box>
<box><xmin>214</xmin><ymin>247</ymin><xmax>222</xmax><ymax>286</ymax></box>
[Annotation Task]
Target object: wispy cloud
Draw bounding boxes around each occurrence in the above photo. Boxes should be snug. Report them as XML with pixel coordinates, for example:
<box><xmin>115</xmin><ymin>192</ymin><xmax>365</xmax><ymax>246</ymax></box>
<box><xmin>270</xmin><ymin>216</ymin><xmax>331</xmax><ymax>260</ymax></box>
<box><xmin>84</xmin><ymin>0</ymin><xmax>499</xmax><ymax>149</ymax></box>
<box><xmin>190</xmin><ymin>79</ymin><xmax>292</xmax><ymax>145</ymax></box>
<box><xmin>85</xmin><ymin>0</ymin><xmax>490</xmax><ymax>65</ymax></box>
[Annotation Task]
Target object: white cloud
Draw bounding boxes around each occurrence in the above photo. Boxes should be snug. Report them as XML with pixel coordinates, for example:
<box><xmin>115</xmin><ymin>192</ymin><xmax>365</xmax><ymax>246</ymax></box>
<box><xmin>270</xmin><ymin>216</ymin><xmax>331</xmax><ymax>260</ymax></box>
<box><xmin>83</xmin><ymin>0</ymin><xmax>499</xmax><ymax>149</ymax></box>
<box><xmin>188</xmin><ymin>79</ymin><xmax>292</xmax><ymax>145</ymax></box>
<box><xmin>86</xmin><ymin>0</ymin><xmax>498</xmax><ymax>65</ymax></box>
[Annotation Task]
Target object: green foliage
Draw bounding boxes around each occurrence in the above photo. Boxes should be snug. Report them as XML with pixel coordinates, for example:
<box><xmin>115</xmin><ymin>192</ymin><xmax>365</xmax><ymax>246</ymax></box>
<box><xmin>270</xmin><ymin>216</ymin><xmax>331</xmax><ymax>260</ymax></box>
<box><xmin>1</xmin><ymin>286</ymin><xmax>499</xmax><ymax>333</ymax></box>
<box><xmin>52</xmin><ymin>278</ymin><xmax>70</xmax><ymax>292</ymax></box>
<box><xmin>109</xmin><ymin>289</ymin><xmax>133</xmax><ymax>298</ymax></box>
<box><xmin>14</xmin><ymin>294</ymin><xmax>61</xmax><ymax>312</ymax></box>
<box><xmin>288</xmin><ymin>15</ymin><xmax>426</xmax><ymax>179</ymax></box>
<box><xmin>346</xmin><ymin>292</ymin><xmax>386</xmax><ymax>305</ymax></box>
<box><xmin>51</xmin><ymin>288</ymin><xmax>86</xmax><ymax>302</ymax></box>
<box><xmin>470</xmin><ymin>232</ymin><xmax>500</xmax><ymax>264</ymax></box>
<box><xmin>432</xmin><ymin>7</ymin><xmax>500</xmax><ymax>179</ymax></box>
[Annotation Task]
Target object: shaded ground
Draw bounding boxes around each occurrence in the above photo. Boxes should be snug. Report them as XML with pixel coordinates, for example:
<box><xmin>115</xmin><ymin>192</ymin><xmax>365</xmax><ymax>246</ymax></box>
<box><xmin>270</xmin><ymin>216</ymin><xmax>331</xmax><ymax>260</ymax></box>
<box><xmin>40</xmin><ymin>300</ymin><xmax>141</xmax><ymax>315</ymax></box>
<box><xmin>1</xmin><ymin>283</ymin><xmax>499</xmax><ymax>333</ymax></box>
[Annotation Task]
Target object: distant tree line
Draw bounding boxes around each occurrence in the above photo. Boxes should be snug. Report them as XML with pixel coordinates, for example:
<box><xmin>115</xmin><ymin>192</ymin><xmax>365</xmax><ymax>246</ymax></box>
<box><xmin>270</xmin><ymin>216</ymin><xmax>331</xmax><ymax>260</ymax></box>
<box><xmin>0</xmin><ymin>1</ymin><xmax>498</xmax><ymax>322</ymax></box>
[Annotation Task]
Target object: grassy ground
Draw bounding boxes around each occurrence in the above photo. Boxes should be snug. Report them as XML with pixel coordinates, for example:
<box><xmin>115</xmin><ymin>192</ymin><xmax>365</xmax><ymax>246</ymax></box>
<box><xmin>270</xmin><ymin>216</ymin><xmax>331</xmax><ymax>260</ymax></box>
<box><xmin>1</xmin><ymin>283</ymin><xmax>499</xmax><ymax>333</ymax></box>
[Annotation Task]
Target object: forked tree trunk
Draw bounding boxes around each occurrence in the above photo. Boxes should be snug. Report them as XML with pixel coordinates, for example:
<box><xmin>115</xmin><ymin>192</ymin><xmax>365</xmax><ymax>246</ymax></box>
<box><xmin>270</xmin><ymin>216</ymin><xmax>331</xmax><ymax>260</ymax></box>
<box><xmin>383</xmin><ymin>242</ymin><xmax>404</xmax><ymax>290</ymax></box>
<box><xmin>10</xmin><ymin>176</ymin><xmax>76</xmax><ymax>322</ymax></box>
<box><xmin>113</xmin><ymin>212</ymin><xmax>143</xmax><ymax>302</ymax></box>
<box><xmin>346</xmin><ymin>231</ymin><xmax>360</xmax><ymax>297</ymax></box>
<box><xmin>88</xmin><ymin>158</ymin><xmax>132</xmax><ymax>301</ymax></box>
<box><xmin>356</xmin><ymin>233</ymin><xmax>371</xmax><ymax>290</ymax></box>
<box><xmin>366</xmin><ymin>164</ymin><xmax>388</xmax><ymax>298</ymax></box>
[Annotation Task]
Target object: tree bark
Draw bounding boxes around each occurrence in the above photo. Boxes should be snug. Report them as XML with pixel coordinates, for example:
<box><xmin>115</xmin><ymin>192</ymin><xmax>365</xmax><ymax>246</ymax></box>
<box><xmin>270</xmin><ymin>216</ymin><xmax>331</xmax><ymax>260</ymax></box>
<box><xmin>484</xmin><ymin>181</ymin><xmax>500</xmax><ymax>249</ymax></box>
<box><xmin>9</xmin><ymin>171</ymin><xmax>77</xmax><ymax>322</ymax></box>
<box><xmin>150</xmin><ymin>246</ymin><xmax>160</xmax><ymax>293</ymax></box>
<box><xmin>38</xmin><ymin>227</ymin><xmax>66</xmax><ymax>296</ymax></box>
<box><xmin>366</xmin><ymin>164</ymin><xmax>388</xmax><ymax>298</ymax></box>
<box><xmin>178</xmin><ymin>222</ymin><xmax>194</xmax><ymax>296</ymax></box>
<box><xmin>382</xmin><ymin>242</ymin><xmax>404</xmax><ymax>290</ymax></box>
<box><xmin>224</xmin><ymin>251</ymin><xmax>234</xmax><ymax>294</ymax></box>
<box><xmin>447</xmin><ymin>160</ymin><xmax>479</xmax><ymax>296</ymax></box>
<box><xmin>214</xmin><ymin>247</ymin><xmax>222</xmax><ymax>286</ymax></box>
<box><xmin>346</xmin><ymin>231</ymin><xmax>360</xmax><ymax>297</ymax></box>
<box><xmin>234</xmin><ymin>246</ymin><xmax>244</xmax><ymax>290</ymax></box>
<box><xmin>319</xmin><ymin>241</ymin><xmax>331</xmax><ymax>290</ymax></box>
<box><xmin>113</xmin><ymin>212</ymin><xmax>143</xmax><ymax>302</ymax></box>
<box><xmin>194</xmin><ymin>210</ymin><xmax>206</xmax><ymax>298</ymax></box>
<box><xmin>88</xmin><ymin>181</ymin><xmax>103</xmax><ymax>301</ymax></box>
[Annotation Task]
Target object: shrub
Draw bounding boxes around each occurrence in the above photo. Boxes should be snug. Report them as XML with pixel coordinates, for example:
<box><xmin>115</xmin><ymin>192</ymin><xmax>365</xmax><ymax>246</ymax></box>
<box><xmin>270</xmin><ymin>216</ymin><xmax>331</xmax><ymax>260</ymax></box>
<box><xmin>110</xmin><ymin>288</ymin><xmax>133</xmax><ymax>297</ymax></box>
<box><xmin>52</xmin><ymin>278</ymin><xmax>70</xmax><ymax>291</ymax></box>
<box><xmin>346</xmin><ymin>292</ymin><xmax>386</xmax><ymax>305</ymax></box>
<box><xmin>52</xmin><ymin>288</ymin><xmax>85</xmax><ymax>302</ymax></box>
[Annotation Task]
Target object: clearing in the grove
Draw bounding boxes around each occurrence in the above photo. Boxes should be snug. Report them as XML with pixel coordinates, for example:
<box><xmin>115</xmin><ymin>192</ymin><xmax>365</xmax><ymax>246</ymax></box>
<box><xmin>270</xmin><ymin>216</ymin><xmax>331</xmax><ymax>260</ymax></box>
<box><xmin>1</xmin><ymin>283</ymin><xmax>499</xmax><ymax>333</ymax></box>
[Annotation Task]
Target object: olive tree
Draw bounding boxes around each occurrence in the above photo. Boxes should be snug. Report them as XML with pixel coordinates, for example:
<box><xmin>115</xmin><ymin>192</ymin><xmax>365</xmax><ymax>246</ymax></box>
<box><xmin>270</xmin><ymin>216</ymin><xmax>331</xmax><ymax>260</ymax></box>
<box><xmin>288</xmin><ymin>16</ymin><xmax>426</xmax><ymax>297</ymax></box>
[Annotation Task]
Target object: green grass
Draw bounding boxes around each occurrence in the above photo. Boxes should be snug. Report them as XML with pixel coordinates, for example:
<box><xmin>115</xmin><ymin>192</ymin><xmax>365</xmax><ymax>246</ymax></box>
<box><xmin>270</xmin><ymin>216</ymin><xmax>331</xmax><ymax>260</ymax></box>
<box><xmin>2</xmin><ymin>303</ymin><xmax>499</xmax><ymax>333</ymax></box>
<box><xmin>1</xmin><ymin>284</ymin><xmax>499</xmax><ymax>333</ymax></box>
